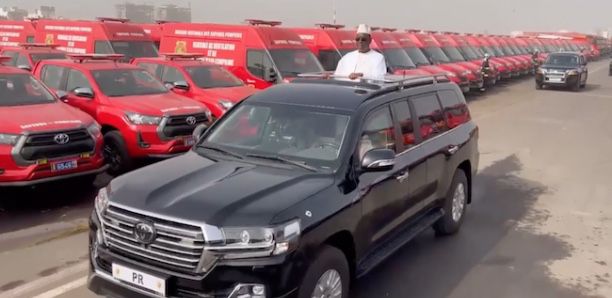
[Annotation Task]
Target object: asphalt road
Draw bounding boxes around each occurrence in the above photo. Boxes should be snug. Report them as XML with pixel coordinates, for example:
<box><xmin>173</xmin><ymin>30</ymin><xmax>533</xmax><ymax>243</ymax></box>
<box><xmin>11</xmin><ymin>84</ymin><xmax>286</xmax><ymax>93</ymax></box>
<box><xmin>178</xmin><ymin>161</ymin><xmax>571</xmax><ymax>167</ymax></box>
<box><xmin>1</xmin><ymin>60</ymin><xmax>612</xmax><ymax>298</ymax></box>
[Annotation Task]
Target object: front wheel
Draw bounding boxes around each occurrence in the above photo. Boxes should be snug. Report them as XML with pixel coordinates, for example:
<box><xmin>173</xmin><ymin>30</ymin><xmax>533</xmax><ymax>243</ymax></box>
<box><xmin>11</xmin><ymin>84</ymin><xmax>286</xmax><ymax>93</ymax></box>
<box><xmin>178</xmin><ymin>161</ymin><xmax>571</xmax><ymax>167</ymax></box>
<box><xmin>298</xmin><ymin>246</ymin><xmax>350</xmax><ymax>298</ymax></box>
<box><xmin>103</xmin><ymin>131</ymin><xmax>134</xmax><ymax>176</ymax></box>
<box><xmin>433</xmin><ymin>169</ymin><xmax>468</xmax><ymax>236</ymax></box>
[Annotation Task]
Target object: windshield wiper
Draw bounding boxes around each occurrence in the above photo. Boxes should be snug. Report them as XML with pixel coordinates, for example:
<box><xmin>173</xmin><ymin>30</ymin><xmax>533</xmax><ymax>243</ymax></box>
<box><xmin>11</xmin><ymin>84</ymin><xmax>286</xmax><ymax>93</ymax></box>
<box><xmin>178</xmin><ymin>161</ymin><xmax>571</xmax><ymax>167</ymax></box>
<box><xmin>197</xmin><ymin>145</ymin><xmax>244</xmax><ymax>159</ymax></box>
<box><xmin>245</xmin><ymin>154</ymin><xmax>317</xmax><ymax>172</ymax></box>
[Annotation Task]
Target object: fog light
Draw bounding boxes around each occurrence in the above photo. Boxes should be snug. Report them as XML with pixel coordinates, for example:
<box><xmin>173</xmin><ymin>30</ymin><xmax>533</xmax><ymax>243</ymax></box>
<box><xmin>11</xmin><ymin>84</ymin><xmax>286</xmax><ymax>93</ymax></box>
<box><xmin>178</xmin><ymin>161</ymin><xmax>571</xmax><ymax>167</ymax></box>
<box><xmin>252</xmin><ymin>285</ymin><xmax>265</xmax><ymax>295</ymax></box>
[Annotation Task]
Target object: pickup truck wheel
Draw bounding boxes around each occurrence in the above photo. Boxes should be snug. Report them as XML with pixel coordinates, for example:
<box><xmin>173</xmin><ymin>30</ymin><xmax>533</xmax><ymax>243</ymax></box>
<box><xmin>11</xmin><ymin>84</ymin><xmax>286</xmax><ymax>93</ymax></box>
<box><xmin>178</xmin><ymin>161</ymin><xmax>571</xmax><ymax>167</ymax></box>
<box><xmin>298</xmin><ymin>246</ymin><xmax>349</xmax><ymax>298</ymax></box>
<box><xmin>433</xmin><ymin>169</ymin><xmax>468</xmax><ymax>236</ymax></box>
<box><xmin>103</xmin><ymin>131</ymin><xmax>133</xmax><ymax>175</ymax></box>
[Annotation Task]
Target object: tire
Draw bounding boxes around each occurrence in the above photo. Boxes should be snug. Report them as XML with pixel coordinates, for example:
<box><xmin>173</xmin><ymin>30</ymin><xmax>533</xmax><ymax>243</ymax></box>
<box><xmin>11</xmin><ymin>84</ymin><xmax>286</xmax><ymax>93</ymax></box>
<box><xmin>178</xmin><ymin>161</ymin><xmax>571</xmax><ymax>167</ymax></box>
<box><xmin>571</xmin><ymin>80</ymin><xmax>580</xmax><ymax>92</ymax></box>
<box><xmin>433</xmin><ymin>169</ymin><xmax>468</xmax><ymax>236</ymax></box>
<box><xmin>103</xmin><ymin>131</ymin><xmax>133</xmax><ymax>176</ymax></box>
<box><xmin>298</xmin><ymin>246</ymin><xmax>350</xmax><ymax>298</ymax></box>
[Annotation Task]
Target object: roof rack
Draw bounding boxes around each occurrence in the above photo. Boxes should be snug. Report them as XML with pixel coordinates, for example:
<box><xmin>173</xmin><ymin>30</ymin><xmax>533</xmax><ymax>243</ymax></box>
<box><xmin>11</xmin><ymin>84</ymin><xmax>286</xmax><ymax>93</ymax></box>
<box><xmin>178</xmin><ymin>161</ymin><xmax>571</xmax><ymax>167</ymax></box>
<box><xmin>97</xmin><ymin>17</ymin><xmax>130</xmax><ymax>23</ymax></box>
<box><xmin>245</xmin><ymin>19</ymin><xmax>282</xmax><ymax>26</ymax></box>
<box><xmin>68</xmin><ymin>54</ymin><xmax>124</xmax><ymax>63</ymax></box>
<box><xmin>162</xmin><ymin>53</ymin><xmax>206</xmax><ymax>60</ymax></box>
<box><xmin>293</xmin><ymin>73</ymin><xmax>451</xmax><ymax>94</ymax></box>
<box><xmin>381</xmin><ymin>28</ymin><xmax>397</xmax><ymax>32</ymax></box>
<box><xmin>316</xmin><ymin>23</ymin><xmax>345</xmax><ymax>29</ymax></box>
<box><xmin>19</xmin><ymin>43</ymin><xmax>59</xmax><ymax>49</ymax></box>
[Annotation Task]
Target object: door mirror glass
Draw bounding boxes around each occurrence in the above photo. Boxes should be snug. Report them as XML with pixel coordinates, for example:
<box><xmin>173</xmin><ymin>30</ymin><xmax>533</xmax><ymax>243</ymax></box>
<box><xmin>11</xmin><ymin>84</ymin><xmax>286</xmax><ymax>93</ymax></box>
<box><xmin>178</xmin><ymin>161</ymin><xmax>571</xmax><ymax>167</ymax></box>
<box><xmin>361</xmin><ymin>148</ymin><xmax>395</xmax><ymax>172</ymax></box>
<box><xmin>73</xmin><ymin>87</ymin><xmax>95</xmax><ymax>99</ymax></box>
<box><xmin>173</xmin><ymin>80</ymin><xmax>190</xmax><ymax>90</ymax></box>
<box><xmin>192</xmin><ymin>123</ymin><xmax>209</xmax><ymax>142</ymax></box>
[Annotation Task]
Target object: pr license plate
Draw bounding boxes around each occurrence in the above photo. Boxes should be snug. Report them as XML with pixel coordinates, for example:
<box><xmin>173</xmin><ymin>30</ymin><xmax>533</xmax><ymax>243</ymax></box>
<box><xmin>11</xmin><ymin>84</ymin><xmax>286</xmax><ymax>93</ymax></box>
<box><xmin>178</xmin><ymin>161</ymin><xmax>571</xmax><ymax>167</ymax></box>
<box><xmin>51</xmin><ymin>160</ymin><xmax>77</xmax><ymax>172</ymax></box>
<box><xmin>112</xmin><ymin>263</ymin><xmax>167</xmax><ymax>296</ymax></box>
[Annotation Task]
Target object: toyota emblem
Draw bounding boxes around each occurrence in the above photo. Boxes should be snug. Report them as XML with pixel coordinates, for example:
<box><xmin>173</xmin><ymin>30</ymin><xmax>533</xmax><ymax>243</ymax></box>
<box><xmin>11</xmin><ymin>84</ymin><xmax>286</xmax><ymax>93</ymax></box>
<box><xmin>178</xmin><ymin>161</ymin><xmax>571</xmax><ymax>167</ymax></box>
<box><xmin>133</xmin><ymin>221</ymin><xmax>157</xmax><ymax>245</ymax></box>
<box><xmin>186</xmin><ymin>116</ymin><xmax>197</xmax><ymax>126</ymax></box>
<box><xmin>53</xmin><ymin>133</ymin><xmax>70</xmax><ymax>145</ymax></box>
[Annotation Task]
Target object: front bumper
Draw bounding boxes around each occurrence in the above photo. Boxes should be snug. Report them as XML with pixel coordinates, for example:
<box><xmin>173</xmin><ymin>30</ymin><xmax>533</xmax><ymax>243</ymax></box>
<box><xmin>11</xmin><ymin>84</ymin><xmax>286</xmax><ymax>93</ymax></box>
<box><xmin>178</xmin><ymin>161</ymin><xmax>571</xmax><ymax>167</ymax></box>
<box><xmin>124</xmin><ymin>126</ymin><xmax>197</xmax><ymax>159</ymax></box>
<box><xmin>536</xmin><ymin>73</ymin><xmax>580</xmax><ymax>87</ymax></box>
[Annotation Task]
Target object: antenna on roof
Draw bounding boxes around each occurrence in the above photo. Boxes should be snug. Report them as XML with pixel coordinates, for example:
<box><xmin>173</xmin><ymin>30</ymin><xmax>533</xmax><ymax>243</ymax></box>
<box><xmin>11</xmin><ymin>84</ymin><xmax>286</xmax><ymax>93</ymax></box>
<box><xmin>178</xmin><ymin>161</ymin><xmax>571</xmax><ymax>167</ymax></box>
<box><xmin>245</xmin><ymin>19</ymin><xmax>282</xmax><ymax>26</ymax></box>
<box><xmin>316</xmin><ymin>23</ymin><xmax>345</xmax><ymax>30</ymax></box>
<box><xmin>96</xmin><ymin>17</ymin><xmax>130</xmax><ymax>23</ymax></box>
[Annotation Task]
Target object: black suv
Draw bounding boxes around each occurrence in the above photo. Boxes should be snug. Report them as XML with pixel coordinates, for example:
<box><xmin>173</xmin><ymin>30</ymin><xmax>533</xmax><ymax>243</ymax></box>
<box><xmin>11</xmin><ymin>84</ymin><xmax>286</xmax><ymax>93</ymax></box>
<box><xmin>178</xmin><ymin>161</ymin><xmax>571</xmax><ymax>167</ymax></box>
<box><xmin>536</xmin><ymin>52</ymin><xmax>588</xmax><ymax>91</ymax></box>
<box><xmin>88</xmin><ymin>75</ymin><xmax>479</xmax><ymax>298</ymax></box>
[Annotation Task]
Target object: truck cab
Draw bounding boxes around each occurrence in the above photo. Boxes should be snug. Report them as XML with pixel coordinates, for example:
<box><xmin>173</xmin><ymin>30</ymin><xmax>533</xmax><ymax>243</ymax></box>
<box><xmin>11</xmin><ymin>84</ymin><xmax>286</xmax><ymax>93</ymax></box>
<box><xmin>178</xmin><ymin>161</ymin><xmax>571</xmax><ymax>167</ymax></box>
<box><xmin>291</xmin><ymin>24</ymin><xmax>357</xmax><ymax>71</ymax></box>
<box><xmin>33</xmin><ymin>54</ymin><xmax>212</xmax><ymax>174</ymax></box>
<box><xmin>0</xmin><ymin>43</ymin><xmax>67</xmax><ymax>71</ymax></box>
<box><xmin>133</xmin><ymin>54</ymin><xmax>258</xmax><ymax>120</ymax></box>
<box><xmin>159</xmin><ymin>19</ymin><xmax>324</xmax><ymax>89</ymax></box>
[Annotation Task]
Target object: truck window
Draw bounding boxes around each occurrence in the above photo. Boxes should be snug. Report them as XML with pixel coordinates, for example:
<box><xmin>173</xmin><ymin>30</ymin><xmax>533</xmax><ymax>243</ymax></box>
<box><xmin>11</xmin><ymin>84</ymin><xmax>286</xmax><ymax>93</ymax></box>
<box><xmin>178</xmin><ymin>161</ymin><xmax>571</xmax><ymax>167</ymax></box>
<box><xmin>137</xmin><ymin>63</ymin><xmax>163</xmax><ymax>79</ymax></box>
<box><xmin>161</xmin><ymin>66</ymin><xmax>186</xmax><ymax>83</ymax></box>
<box><xmin>318</xmin><ymin>50</ymin><xmax>342</xmax><ymax>71</ymax></box>
<box><xmin>411</xmin><ymin>93</ymin><xmax>448</xmax><ymax>140</ymax></box>
<box><xmin>438</xmin><ymin>90</ymin><xmax>470</xmax><ymax>129</ymax></box>
<box><xmin>41</xmin><ymin>65</ymin><xmax>67</xmax><ymax>89</ymax></box>
<box><xmin>95</xmin><ymin>41</ymin><xmax>114</xmax><ymax>54</ymax></box>
<box><xmin>110</xmin><ymin>41</ymin><xmax>158</xmax><ymax>59</ymax></box>
<box><xmin>359</xmin><ymin>106</ymin><xmax>396</xmax><ymax>159</ymax></box>
<box><xmin>1</xmin><ymin>51</ymin><xmax>19</xmax><ymax>66</ymax></box>
<box><xmin>392</xmin><ymin>100</ymin><xmax>415</xmax><ymax>148</ymax></box>
<box><xmin>66</xmin><ymin>69</ymin><xmax>92</xmax><ymax>92</ymax></box>
<box><xmin>16</xmin><ymin>54</ymin><xmax>31</xmax><ymax>67</ymax></box>
<box><xmin>247</xmin><ymin>50</ymin><xmax>274</xmax><ymax>79</ymax></box>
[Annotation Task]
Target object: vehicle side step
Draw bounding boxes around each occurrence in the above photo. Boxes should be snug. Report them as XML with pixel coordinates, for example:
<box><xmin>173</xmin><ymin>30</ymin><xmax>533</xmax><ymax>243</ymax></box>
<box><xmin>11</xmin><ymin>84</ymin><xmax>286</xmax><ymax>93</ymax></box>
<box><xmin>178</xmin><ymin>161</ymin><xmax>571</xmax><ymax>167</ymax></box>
<box><xmin>356</xmin><ymin>208</ymin><xmax>444</xmax><ymax>278</ymax></box>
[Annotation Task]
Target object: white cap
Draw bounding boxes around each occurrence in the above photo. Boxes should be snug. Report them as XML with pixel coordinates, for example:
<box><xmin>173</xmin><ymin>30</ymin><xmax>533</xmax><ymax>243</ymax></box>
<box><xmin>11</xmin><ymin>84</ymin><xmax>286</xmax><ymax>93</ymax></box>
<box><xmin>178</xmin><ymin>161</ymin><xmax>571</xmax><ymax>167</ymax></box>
<box><xmin>356</xmin><ymin>24</ymin><xmax>371</xmax><ymax>35</ymax></box>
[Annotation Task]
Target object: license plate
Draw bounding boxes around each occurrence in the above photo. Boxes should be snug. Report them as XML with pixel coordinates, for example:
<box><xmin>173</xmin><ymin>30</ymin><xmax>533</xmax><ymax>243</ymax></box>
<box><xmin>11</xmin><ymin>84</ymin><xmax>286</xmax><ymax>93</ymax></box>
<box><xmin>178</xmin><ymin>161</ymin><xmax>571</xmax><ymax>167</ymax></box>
<box><xmin>112</xmin><ymin>263</ymin><xmax>166</xmax><ymax>296</ymax></box>
<box><xmin>183</xmin><ymin>136</ymin><xmax>195</xmax><ymax>147</ymax></box>
<box><xmin>548</xmin><ymin>77</ymin><xmax>563</xmax><ymax>83</ymax></box>
<box><xmin>51</xmin><ymin>160</ymin><xmax>77</xmax><ymax>172</ymax></box>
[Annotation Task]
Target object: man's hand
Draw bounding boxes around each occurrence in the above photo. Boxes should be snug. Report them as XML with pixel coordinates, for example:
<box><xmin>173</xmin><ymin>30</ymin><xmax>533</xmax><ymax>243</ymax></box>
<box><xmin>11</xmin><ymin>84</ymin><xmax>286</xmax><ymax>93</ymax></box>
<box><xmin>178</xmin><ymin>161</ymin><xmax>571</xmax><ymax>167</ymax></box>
<box><xmin>349</xmin><ymin>72</ymin><xmax>364</xmax><ymax>80</ymax></box>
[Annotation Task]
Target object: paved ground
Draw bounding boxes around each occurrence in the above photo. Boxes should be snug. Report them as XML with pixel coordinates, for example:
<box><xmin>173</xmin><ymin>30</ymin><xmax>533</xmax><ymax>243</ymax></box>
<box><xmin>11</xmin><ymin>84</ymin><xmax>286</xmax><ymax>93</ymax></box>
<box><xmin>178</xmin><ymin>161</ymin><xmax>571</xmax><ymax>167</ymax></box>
<box><xmin>1</xmin><ymin>60</ymin><xmax>611</xmax><ymax>298</ymax></box>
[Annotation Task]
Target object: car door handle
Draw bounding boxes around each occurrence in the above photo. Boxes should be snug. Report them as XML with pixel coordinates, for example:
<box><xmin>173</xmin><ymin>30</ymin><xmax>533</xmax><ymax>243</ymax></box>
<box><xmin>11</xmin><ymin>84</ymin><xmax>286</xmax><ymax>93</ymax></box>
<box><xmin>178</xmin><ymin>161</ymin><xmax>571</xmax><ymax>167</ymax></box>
<box><xmin>447</xmin><ymin>145</ymin><xmax>459</xmax><ymax>155</ymax></box>
<box><xmin>395</xmin><ymin>171</ymin><xmax>409</xmax><ymax>183</ymax></box>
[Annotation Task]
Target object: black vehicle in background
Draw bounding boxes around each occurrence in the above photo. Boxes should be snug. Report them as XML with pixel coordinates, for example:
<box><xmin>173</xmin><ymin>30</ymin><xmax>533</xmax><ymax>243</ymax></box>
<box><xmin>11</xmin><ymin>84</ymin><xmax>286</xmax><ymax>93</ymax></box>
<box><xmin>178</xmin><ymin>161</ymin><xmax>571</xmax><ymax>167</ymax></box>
<box><xmin>88</xmin><ymin>74</ymin><xmax>479</xmax><ymax>298</ymax></box>
<box><xmin>536</xmin><ymin>52</ymin><xmax>588</xmax><ymax>91</ymax></box>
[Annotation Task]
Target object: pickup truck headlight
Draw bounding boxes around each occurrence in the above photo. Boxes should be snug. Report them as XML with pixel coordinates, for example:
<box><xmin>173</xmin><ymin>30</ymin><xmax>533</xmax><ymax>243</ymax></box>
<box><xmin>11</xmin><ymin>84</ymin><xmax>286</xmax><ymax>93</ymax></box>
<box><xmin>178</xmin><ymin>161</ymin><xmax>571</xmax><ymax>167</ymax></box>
<box><xmin>0</xmin><ymin>133</ymin><xmax>21</xmax><ymax>146</ymax></box>
<box><xmin>218</xmin><ymin>99</ymin><xmax>234</xmax><ymax>111</ymax></box>
<box><xmin>207</xmin><ymin>219</ymin><xmax>301</xmax><ymax>259</ymax></box>
<box><xmin>95</xmin><ymin>187</ymin><xmax>110</xmax><ymax>217</ymax></box>
<box><xmin>126</xmin><ymin>112</ymin><xmax>162</xmax><ymax>125</ymax></box>
<box><xmin>87</xmin><ymin>123</ymin><xmax>102</xmax><ymax>137</ymax></box>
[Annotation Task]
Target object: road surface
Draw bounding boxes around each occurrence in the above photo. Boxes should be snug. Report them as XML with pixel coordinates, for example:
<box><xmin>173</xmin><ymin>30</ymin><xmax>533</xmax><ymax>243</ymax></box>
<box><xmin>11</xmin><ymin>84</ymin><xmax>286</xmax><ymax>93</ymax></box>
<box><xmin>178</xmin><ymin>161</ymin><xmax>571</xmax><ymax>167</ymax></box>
<box><xmin>1</xmin><ymin>60</ymin><xmax>611</xmax><ymax>298</ymax></box>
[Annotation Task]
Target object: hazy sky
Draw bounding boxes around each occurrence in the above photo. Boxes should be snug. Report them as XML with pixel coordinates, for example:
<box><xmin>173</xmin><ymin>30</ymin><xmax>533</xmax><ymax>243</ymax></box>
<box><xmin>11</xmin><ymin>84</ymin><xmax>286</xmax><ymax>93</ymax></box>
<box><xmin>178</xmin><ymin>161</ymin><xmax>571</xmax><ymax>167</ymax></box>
<box><xmin>4</xmin><ymin>0</ymin><xmax>612</xmax><ymax>34</ymax></box>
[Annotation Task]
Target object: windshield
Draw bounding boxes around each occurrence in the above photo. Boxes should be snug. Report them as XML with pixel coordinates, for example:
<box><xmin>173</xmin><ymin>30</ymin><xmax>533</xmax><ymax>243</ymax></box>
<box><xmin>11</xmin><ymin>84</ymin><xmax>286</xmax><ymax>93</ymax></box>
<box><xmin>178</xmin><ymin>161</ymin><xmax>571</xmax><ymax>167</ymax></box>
<box><xmin>185</xmin><ymin>65</ymin><xmax>244</xmax><ymax>89</ymax></box>
<box><xmin>110</xmin><ymin>41</ymin><xmax>158</xmax><ymax>59</ymax></box>
<box><xmin>480</xmin><ymin>46</ymin><xmax>497</xmax><ymax>57</ymax></box>
<box><xmin>30</xmin><ymin>53</ymin><xmax>67</xmax><ymax>64</ymax></box>
<box><xmin>460</xmin><ymin>46</ymin><xmax>481</xmax><ymax>59</ymax></box>
<box><xmin>543</xmin><ymin>43</ymin><xmax>558</xmax><ymax>52</ymax></box>
<box><xmin>492</xmin><ymin>46</ymin><xmax>505</xmax><ymax>56</ymax></box>
<box><xmin>441</xmin><ymin>46</ymin><xmax>466</xmax><ymax>62</ymax></box>
<box><xmin>544</xmin><ymin>54</ymin><xmax>579</xmax><ymax>67</ymax></box>
<box><xmin>404</xmin><ymin>47</ymin><xmax>431</xmax><ymax>66</ymax></box>
<box><xmin>382</xmin><ymin>48</ymin><xmax>416</xmax><ymax>69</ymax></box>
<box><xmin>92</xmin><ymin>69</ymin><xmax>168</xmax><ymax>97</ymax></box>
<box><xmin>203</xmin><ymin>103</ymin><xmax>350</xmax><ymax>168</ymax></box>
<box><xmin>269</xmin><ymin>49</ymin><xmax>323</xmax><ymax>77</ymax></box>
<box><xmin>0</xmin><ymin>74</ymin><xmax>55</xmax><ymax>106</ymax></box>
<box><xmin>500</xmin><ymin>45</ymin><xmax>515</xmax><ymax>56</ymax></box>
<box><xmin>423</xmin><ymin>47</ymin><xmax>451</xmax><ymax>63</ymax></box>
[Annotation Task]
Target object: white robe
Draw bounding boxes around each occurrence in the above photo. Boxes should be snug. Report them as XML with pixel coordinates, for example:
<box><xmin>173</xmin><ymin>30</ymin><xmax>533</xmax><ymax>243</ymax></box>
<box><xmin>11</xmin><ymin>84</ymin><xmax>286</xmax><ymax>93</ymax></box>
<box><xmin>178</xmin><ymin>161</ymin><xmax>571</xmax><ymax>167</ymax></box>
<box><xmin>334</xmin><ymin>50</ymin><xmax>387</xmax><ymax>81</ymax></box>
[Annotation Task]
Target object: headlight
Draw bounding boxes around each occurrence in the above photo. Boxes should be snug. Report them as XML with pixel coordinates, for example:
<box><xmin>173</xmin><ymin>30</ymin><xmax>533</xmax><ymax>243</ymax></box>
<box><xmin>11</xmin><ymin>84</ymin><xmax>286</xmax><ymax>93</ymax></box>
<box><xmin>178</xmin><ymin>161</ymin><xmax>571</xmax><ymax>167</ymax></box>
<box><xmin>567</xmin><ymin>70</ymin><xmax>579</xmax><ymax>75</ymax></box>
<box><xmin>87</xmin><ymin>123</ymin><xmax>101</xmax><ymax>137</ymax></box>
<box><xmin>126</xmin><ymin>112</ymin><xmax>162</xmax><ymax>125</ymax></box>
<box><xmin>207</xmin><ymin>219</ymin><xmax>301</xmax><ymax>259</ymax></box>
<box><xmin>218</xmin><ymin>99</ymin><xmax>234</xmax><ymax>111</ymax></box>
<box><xmin>95</xmin><ymin>187</ymin><xmax>110</xmax><ymax>216</ymax></box>
<box><xmin>537</xmin><ymin>68</ymin><xmax>546</xmax><ymax>74</ymax></box>
<box><xmin>0</xmin><ymin>133</ymin><xmax>20</xmax><ymax>146</ymax></box>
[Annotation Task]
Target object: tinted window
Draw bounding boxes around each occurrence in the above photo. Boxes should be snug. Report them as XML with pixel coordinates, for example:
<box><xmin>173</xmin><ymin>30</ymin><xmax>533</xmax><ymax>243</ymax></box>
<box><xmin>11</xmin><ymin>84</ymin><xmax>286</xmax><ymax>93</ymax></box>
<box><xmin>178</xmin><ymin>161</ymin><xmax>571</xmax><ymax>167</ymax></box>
<box><xmin>41</xmin><ymin>65</ymin><xmax>66</xmax><ymax>89</ymax></box>
<box><xmin>16</xmin><ymin>54</ymin><xmax>30</xmax><ymax>67</ymax></box>
<box><xmin>66</xmin><ymin>69</ymin><xmax>91</xmax><ymax>92</ymax></box>
<box><xmin>411</xmin><ymin>93</ymin><xmax>447</xmax><ymax>140</ymax></box>
<box><xmin>382</xmin><ymin>48</ymin><xmax>416</xmax><ymax>70</ymax></box>
<box><xmin>441</xmin><ymin>47</ymin><xmax>466</xmax><ymax>62</ymax></box>
<box><xmin>31</xmin><ymin>53</ymin><xmax>67</xmax><ymax>64</ymax></box>
<box><xmin>359</xmin><ymin>107</ymin><xmax>396</xmax><ymax>159</ymax></box>
<box><xmin>110</xmin><ymin>41</ymin><xmax>158</xmax><ymax>59</ymax></box>
<box><xmin>1</xmin><ymin>51</ymin><xmax>19</xmax><ymax>66</ymax></box>
<box><xmin>92</xmin><ymin>69</ymin><xmax>168</xmax><ymax>97</ymax></box>
<box><xmin>392</xmin><ymin>100</ymin><xmax>415</xmax><ymax>148</ymax></box>
<box><xmin>95</xmin><ymin>41</ymin><xmax>113</xmax><ymax>54</ymax></box>
<box><xmin>247</xmin><ymin>50</ymin><xmax>274</xmax><ymax>79</ymax></box>
<box><xmin>318</xmin><ymin>50</ymin><xmax>343</xmax><ymax>71</ymax></box>
<box><xmin>0</xmin><ymin>74</ymin><xmax>55</xmax><ymax>106</ymax></box>
<box><xmin>545</xmin><ymin>54</ymin><xmax>579</xmax><ymax>67</ymax></box>
<box><xmin>438</xmin><ymin>90</ymin><xmax>470</xmax><ymax>129</ymax></box>
<box><xmin>185</xmin><ymin>66</ymin><xmax>244</xmax><ymax>89</ymax></box>
<box><xmin>423</xmin><ymin>47</ymin><xmax>451</xmax><ymax>63</ymax></box>
<box><xmin>161</xmin><ymin>66</ymin><xmax>186</xmax><ymax>83</ymax></box>
<box><xmin>268</xmin><ymin>49</ymin><xmax>323</xmax><ymax>77</ymax></box>
<box><xmin>404</xmin><ymin>47</ymin><xmax>431</xmax><ymax>66</ymax></box>
<box><xmin>137</xmin><ymin>62</ymin><xmax>163</xmax><ymax>79</ymax></box>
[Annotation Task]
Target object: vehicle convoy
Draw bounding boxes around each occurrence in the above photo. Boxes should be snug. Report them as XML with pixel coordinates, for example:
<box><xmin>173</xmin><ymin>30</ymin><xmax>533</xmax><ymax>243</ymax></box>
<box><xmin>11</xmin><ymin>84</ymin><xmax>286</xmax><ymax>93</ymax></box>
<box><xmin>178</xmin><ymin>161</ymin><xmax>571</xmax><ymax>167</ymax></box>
<box><xmin>133</xmin><ymin>53</ymin><xmax>258</xmax><ymax>120</ymax></box>
<box><xmin>33</xmin><ymin>54</ymin><xmax>212</xmax><ymax>174</ymax></box>
<box><xmin>291</xmin><ymin>24</ymin><xmax>357</xmax><ymax>71</ymax></box>
<box><xmin>430</xmin><ymin>33</ymin><xmax>486</xmax><ymax>90</ymax></box>
<box><xmin>484</xmin><ymin>36</ymin><xmax>531</xmax><ymax>76</ymax></box>
<box><xmin>447</xmin><ymin>34</ymin><xmax>501</xmax><ymax>86</ymax></box>
<box><xmin>0</xmin><ymin>57</ymin><xmax>106</xmax><ymax>187</ymax></box>
<box><xmin>368</xmin><ymin>29</ymin><xmax>432</xmax><ymax>77</ymax></box>
<box><xmin>159</xmin><ymin>19</ymin><xmax>324</xmax><ymax>89</ymax></box>
<box><xmin>87</xmin><ymin>74</ymin><xmax>479</xmax><ymax>298</ymax></box>
<box><xmin>536</xmin><ymin>52</ymin><xmax>588</xmax><ymax>91</ymax></box>
<box><xmin>34</xmin><ymin>17</ymin><xmax>159</xmax><ymax>61</ymax></box>
<box><xmin>0</xmin><ymin>20</ymin><xmax>37</xmax><ymax>49</ymax></box>
<box><xmin>0</xmin><ymin>43</ymin><xmax>67</xmax><ymax>71</ymax></box>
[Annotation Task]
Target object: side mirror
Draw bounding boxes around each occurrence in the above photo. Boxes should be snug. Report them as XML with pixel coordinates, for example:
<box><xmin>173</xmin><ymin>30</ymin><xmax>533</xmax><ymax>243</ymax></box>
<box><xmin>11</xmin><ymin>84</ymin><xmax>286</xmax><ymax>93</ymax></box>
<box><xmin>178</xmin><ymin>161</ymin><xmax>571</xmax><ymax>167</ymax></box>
<box><xmin>73</xmin><ymin>87</ymin><xmax>95</xmax><ymax>99</ymax></box>
<box><xmin>192</xmin><ymin>123</ymin><xmax>209</xmax><ymax>142</ymax></box>
<box><xmin>17</xmin><ymin>64</ymin><xmax>32</xmax><ymax>72</ymax></box>
<box><xmin>361</xmin><ymin>148</ymin><xmax>395</xmax><ymax>172</ymax></box>
<box><xmin>56</xmin><ymin>90</ymin><xmax>68</xmax><ymax>102</ymax></box>
<box><xmin>173</xmin><ymin>81</ymin><xmax>190</xmax><ymax>91</ymax></box>
<box><xmin>264</xmin><ymin>68</ymin><xmax>277</xmax><ymax>83</ymax></box>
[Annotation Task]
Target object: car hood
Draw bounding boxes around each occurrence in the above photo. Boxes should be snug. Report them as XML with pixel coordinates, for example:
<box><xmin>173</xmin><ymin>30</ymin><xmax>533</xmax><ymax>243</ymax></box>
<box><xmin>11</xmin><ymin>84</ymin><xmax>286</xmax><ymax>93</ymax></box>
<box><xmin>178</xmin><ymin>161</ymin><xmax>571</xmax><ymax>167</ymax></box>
<box><xmin>0</xmin><ymin>101</ymin><xmax>94</xmax><ymax>133</ymax></box>
<box><xmin>108</xmin><ymin>152</ymin><xmax>334</xmax><ymax>227</ymax></box>
<box><xmin>109</xmin><ymin>92</ymin><xmax>207</xmax><ymax>116</ymax></box>
<box><xmin>194</xmin><ymin>86</ymin><xmax>257</xmax><ymax>103</ymax></box>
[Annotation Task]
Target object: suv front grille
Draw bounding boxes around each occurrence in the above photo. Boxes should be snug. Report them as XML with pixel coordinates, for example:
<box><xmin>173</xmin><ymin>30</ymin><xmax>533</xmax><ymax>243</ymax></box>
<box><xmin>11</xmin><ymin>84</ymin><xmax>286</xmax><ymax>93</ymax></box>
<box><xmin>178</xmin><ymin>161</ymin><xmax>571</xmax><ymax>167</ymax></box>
<box><xmin>101</xmin><ymin>205</ymin><xmax>205</xmax><ymax>272</ymax></box>
<box><xmin>20</xmin><ymin>129</ymin><xmax>94</xmax><ymax>160</ymax></box>
<box><xmin>162</xmin><ymin>113</ymin><xmax>208</xmax><ymax>138</ymax></box>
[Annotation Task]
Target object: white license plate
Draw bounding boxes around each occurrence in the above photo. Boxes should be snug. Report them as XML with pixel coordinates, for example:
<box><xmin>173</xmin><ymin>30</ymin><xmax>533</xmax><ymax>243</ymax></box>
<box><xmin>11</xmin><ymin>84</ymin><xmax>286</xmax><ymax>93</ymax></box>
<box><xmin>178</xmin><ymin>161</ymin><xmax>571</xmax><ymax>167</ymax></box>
<box><xmin>112</xmin><ymin>263</ymin><xmax>166</xmax><ymax>296</ymax></box>
<box><xmin>548</xmin><ymin>77</ymin><xmax>563</xmax><ymax>83</ymax></box>
<box><xmin>183</xmin><ymin>136</ymin><xmax>195</xmax><ymax>146</ymax></box>
<box><xmin>51</xmin><ymin>160</ymin><xmax>77</xmax><ymax>172</ymax></box>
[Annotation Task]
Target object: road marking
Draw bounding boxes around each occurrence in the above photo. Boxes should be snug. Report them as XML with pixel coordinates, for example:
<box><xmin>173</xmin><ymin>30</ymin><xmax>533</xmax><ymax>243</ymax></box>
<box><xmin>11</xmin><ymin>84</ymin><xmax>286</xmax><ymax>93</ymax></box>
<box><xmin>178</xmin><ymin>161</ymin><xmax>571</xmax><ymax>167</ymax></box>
<box><xmin>0</xmin><ymin>261</ymin><xmax>88</xmax><ymax>298</ymax></box>
<box><xmin>32</xmin><ymin>277</ymin><xmax>87</xmax><ymax>298</ymax></box>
